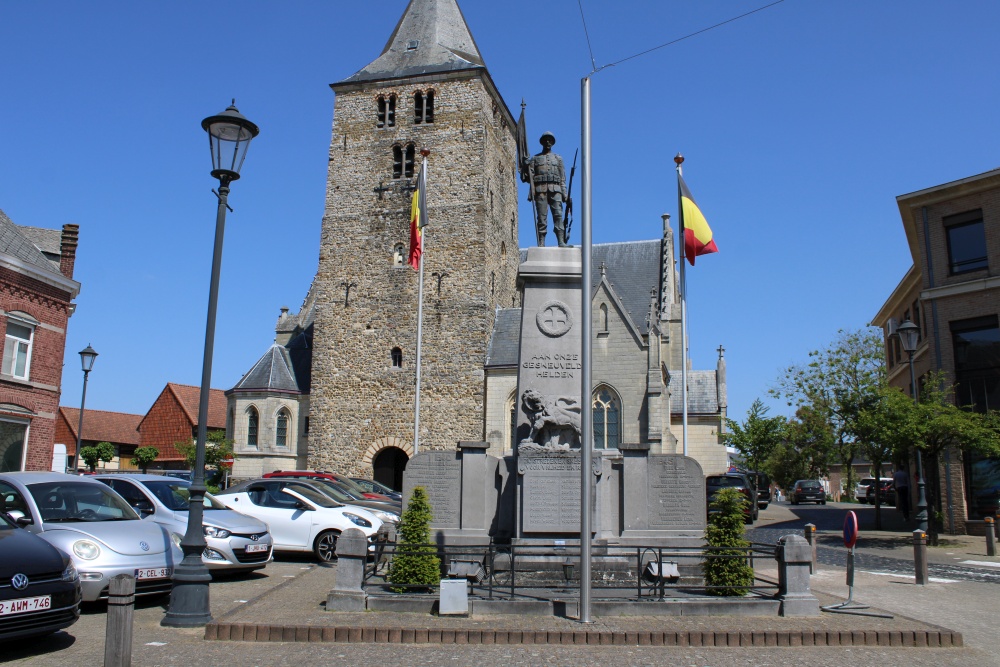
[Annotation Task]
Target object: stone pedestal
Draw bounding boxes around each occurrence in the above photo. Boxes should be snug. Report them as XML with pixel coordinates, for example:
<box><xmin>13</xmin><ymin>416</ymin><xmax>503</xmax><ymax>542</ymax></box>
<box><xmin>326</xmin><ymin>528</ymin><xmax>368</xmax><ymax>611</ymax></box>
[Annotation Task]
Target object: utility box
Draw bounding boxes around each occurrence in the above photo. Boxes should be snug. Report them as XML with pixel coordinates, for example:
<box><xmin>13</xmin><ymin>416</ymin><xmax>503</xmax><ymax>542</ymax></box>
<box><xmin>439</xmin><ymin>578</ymin><xmax>469</xmax><ymax>616</ymax></box>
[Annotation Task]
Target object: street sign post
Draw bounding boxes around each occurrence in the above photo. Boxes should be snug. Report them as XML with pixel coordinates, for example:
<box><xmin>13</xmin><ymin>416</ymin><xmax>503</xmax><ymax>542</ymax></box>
<box><xmin>821</xmin><ymin>510</ymin><xmax>893</xmax><ymax>618</ymax></box>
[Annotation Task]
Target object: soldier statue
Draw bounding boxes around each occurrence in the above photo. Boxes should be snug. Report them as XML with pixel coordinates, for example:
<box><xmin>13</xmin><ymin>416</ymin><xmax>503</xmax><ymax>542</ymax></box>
<box><xmin>529</xmin><ymin>132</ymin><xmax>568</xmax><ymax>247</ymax></box>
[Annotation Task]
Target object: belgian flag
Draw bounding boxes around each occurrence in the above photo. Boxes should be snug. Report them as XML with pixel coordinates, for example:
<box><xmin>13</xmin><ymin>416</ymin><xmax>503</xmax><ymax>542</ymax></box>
<box><xmin>678</xmin><ymin>174</ymin><xmax>718</xmax><ymax>266</ymax></box>
<box><xmin>408</xmin><ymin>160</ymin><xmax>427</xmax><ymax>270</ymax></box>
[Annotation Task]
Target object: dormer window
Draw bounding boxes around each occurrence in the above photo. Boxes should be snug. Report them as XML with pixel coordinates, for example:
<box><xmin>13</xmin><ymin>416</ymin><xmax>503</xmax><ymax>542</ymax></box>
<box><xmin>377</xmin><ymin>94</ymin><xmax>396</xmax><ymax>128</ymax></box>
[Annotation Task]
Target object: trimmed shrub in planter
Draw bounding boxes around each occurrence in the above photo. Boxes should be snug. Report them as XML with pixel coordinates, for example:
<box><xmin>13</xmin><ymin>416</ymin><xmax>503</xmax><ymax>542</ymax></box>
<box><xmin>389</xmin><ymin>486</ymin><xmax>441</xmax><ymax>592</ymax></box>
<box><xmin>703</xmin><ymin>487</ymin><xmax>754</xmax><ymax>596</ymax></box>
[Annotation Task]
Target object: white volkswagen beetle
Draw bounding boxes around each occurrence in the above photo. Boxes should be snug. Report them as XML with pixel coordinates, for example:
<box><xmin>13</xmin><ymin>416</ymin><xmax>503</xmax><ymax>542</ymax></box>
<box><xmin>216</xmin><ymin>479</ymin><xmax>382</xmax><ymax>561</ymax></box>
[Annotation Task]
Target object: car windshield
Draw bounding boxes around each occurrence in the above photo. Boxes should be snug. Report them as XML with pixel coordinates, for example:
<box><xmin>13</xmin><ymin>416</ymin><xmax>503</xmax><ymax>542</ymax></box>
<box><xmin>28</xmin><ymin>481</ymin><xmax>138</xmax><ymax>522</ymax></box>
<box><xmin>140</xmin><ymin>480</ymin><xmax>227</xmax><ymax>511</ymax></box>
<box><xmin>335</xmin><ymin>475</ymin><xmax>375</xmax><ymax>497</ymax></box>
<box><xmin>306</xmin><ymin>480</ymin><xmax>351</xmax><ymax>504</ymax></box>
<box><xmin>285</xmin><ymin>484</ymin><xmax>338</xmax><ymax>508</ymax></box>
<box><xmin>707</xmin><ymin>476</ymin><xmax>745</xmax><ymax>487</ymax></box>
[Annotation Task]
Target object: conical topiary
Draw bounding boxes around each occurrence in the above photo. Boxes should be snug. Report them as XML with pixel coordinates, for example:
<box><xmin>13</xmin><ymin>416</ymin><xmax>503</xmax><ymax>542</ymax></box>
<box><xmin>389</xmin><ymin>486</ymin><xmax>441</xmax><ymax>592</ymax></box>
<box><xmin>702</xmin><ymin>487</ymin><xmax>754</xmax><ymax>596</ymax></box>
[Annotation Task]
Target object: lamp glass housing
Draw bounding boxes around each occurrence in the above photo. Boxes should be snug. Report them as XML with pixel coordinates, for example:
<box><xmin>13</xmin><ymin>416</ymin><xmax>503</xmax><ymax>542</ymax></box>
<box><xmin>79</xmin><ymin>345</ymin><xmax>98</xmax><ymax>372</ymax></box>
<box><xmin>201</xmin><ymin>102</ymin><xmax>259</xmax><ymax>181</ymax></box>
<box><xmin>896</xmin><ymin>320</ymin><xmax>920</xmax><ymax>354</ymax></box>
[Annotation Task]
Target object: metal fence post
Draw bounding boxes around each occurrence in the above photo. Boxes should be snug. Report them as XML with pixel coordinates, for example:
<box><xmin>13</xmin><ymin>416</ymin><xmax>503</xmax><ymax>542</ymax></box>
<box><xmin>803</xmin><ymin>524</ymin><xmax>817</xmax><ymax>573</ymax></box>
<box><xmin>913</xmin><ymin>530</ymin><xmax>928</xmax><ymax>585</ymax></box>
<box><xmin>986</xmin><ymin>517</ymin><xmax>997</xmax><ymax>557</ymax></box>
<box><xmin>104</xmin><ymin>574</ymin><xmax>135</xmax><ymax>667</ymax></box>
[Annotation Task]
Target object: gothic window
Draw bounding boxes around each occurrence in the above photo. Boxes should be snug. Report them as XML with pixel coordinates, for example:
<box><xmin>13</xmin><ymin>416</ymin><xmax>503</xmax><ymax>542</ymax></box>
<box><xmin>377</xmin><ymin>94</ymin><xmax>396</xmax><ymax>128</ymax></box>
<box><xmin>3</xmin><ymin>314</ymin><xmax>35</xmax><ymax>380</ymax></box>
<box><xmin>600</xmin><ymin>303</ymin><xmax>609</xmax><ymax>332</ymax></box>
<box><xmin>391</xmin><ymin>347</ymin><xmax>403</xmax><ymax>368</ymax></box>
<box><xmin>393</xmin><ymin>243</ymin><xmax>405</xmax><ymax>267</ymax></box>
<box><xmin>275</xmin><ymin>409</ymin><xmax>290</xmax><ymax>448</ymax></box>
<box><xmin>592</xmin><ymin>385</ymin><xmax>621</xmax><ymax>450</ymax></box>
<box><xmin>414</xmin><ymin>90</ymin><xmax>434</xmax><ymax>124</ymax></box>
<box><xmin>246</xmin><ymin>407</ymin><xmax>259</xmax><ymax>448</ymax></box>
<box><xmin>404</xmin><ymin>143</ymin><xmax>416</xmax><ymax>177</ymax></box>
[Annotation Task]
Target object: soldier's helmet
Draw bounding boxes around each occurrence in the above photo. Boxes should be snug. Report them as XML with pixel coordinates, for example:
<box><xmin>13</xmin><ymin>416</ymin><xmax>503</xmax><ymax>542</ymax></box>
<box><xmin>539</xmin><ymin>131</ymin><xmax>556</xmax><ymax>146</ymax></box>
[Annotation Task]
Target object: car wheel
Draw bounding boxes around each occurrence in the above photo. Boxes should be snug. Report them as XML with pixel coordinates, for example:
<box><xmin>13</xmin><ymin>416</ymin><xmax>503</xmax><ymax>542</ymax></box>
<box><xmin>821</xmin><ymin>500</ymin><xmax>826</xmax><ymax>505</ymax></box>
<box><xmin>313</xmin><ymin>530</ymin><xmax>341</xmax><ymax>562</ymax></box>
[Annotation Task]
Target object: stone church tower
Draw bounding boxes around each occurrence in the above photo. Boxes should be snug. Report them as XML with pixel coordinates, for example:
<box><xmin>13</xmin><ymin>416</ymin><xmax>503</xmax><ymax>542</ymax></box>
<box><xmin>308</xmin><ymin>0</ymin><xmax>519</xmax><ymax>481</ymax></box>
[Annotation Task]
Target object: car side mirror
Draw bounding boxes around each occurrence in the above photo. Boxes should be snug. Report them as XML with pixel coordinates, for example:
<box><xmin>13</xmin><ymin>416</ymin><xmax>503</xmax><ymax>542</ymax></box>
<box><xmin>133</xmin><ymin>500</ymin><xmax>154</xmax><ymax>516</ymax></box>
<box><xmin>294</xmin><ymin>501</ymin><xmax>312</xmax><ymax>511</ymax></box>
<box><xmin>6</xmin><ymin>510</ymin><xmax>31</xmax><ymax>526</ymax></box>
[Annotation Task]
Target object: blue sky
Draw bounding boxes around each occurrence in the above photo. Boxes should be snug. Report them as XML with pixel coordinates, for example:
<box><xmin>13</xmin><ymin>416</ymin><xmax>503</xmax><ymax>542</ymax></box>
<box><xmin>1</xmin><ymin>1</ymin><xmax>998</xmax><ymax>424</ymax></box>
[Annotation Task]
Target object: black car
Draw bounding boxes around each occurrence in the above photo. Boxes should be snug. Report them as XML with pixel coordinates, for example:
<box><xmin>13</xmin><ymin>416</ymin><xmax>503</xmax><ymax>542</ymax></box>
<box><xmin>705</xmin><ymin>473</ymin><xmax>758</xmax><ymax>524</ymax></box>
<box><xmin>866</xmin><ymin>479</ymin><xmax>896</xmax><ymax>505</ymax></box>
<box><xmin>0</xmin><ymin>512</ymin><xmax>81</xmax><ymax>642</ymax></box>
<box><xmin>791</xmin><ymin>480</ymin><xmax>826</xmax><ymax>505</ymax></box>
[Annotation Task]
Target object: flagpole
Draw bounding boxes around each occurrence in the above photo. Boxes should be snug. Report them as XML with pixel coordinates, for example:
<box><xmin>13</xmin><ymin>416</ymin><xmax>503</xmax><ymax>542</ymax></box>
<box><xmin>675</xmin><ymin>154</ymin><xmax>688</xmax><ymax>457</ymax></box>
<box><xmin>412</xmin><ymin>154</ymin><xmax>429</xmax><ymax>456</ymax></box>
<box><xmin>579</xmin><ymin>74</ymin><xmax>593</xmax><ymax>625</ymax></box>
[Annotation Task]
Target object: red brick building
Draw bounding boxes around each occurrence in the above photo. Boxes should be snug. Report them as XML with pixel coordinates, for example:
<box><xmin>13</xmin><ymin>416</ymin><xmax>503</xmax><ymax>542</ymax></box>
<box><xmin>55</xmin><ymin>407</ymin><xmax>142</xmax><ymax>471</ymax></box>
<box><xmin>136</xmin><ymin>383</ymin><xmax>227</xmax><ymax>468</ymax></box>
<box><xmin>0</xmin><ymin>210</ymin><xmax>80</xmax><ymax>472</ymax></box>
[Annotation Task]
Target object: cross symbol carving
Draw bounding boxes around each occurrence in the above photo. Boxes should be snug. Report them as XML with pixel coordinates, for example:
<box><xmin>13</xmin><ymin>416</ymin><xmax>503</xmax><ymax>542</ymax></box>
<box><xmin>542</xmin><ymin>306</ymin><xmax>567</xmax><ymax>329</ymax></box>
<box><xmin>373</xmin><ymin>182</ymin><xmax>391</xmax><ymax>200</ymax></box>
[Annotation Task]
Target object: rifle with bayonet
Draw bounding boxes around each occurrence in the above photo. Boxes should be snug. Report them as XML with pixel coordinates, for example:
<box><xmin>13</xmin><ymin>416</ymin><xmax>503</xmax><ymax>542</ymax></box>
<box><xmin>564</xmin><ymin>149</ymin><xmax>578</xmax><ymax>239</ymax></box>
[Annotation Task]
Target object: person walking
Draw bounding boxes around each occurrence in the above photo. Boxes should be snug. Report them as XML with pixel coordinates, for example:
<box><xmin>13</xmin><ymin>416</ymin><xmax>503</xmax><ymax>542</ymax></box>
<box><xmin>893</xmin><ymin>465</ymin><xmax>911</xmax><ymax>521</ymax></box>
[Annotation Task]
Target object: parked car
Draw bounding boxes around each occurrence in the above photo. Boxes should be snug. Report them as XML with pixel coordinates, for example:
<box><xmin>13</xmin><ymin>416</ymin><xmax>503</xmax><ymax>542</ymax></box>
<box><xmin>705</xmin><ymin>473</ymin><xmax>758</xmax><ymax>524</ymax></box>
<box><xmin>791</xmin><ymin>480</ymin><xmax>826</xmax><ymax>505</ymax></box>
<box><xmin>351</xmin><ymin>478</ymin><xmax>402</xmax><ymax>502</ymax></box>
<box><xmin>94</xmin><ymin>474</ymin><xmax>272</xmax><ymax>574</ymax></box>
<box><xmin>0</xmin><ymin>512</ymin><xmax>81</xmax><ymax>642</ymax></box>
<box><xmin>865</xmin><ymin>479</ymin><xmax>896</xmax><ymax>505</ymax></box>
<box><xmin>262</xmin><ymin>471</ymin><xmax>393</xmax><ymax>502</ymax></box>
<box><xmin>854</xmin><ymin>477</ymin><xmax>889</xmax><ymax>504</ymax></box>
<box><xmin>275</xmin><ymin>479</ymin><xmax>400</xmax><ymax>524</ymax></box>
<box><xmin>0</xmin><ymin>472</ymin><xmax>181</xmax><ymax>602</ymax></box>
<box><xmin>216</xmin><ymin>479</ymin><xmax>383</xmax><ymax>562</ymax></box>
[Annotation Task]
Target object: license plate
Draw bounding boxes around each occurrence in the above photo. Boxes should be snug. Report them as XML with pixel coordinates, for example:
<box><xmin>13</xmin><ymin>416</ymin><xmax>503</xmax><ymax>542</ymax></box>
<box><xmin>0</xmin><ymin>595</ymin><xmax>51</xmax><ymax>616</ymax></box>
<box><xmin>134</xmin><ymin>567</ymin><xmax>171</xmax><ymax>580</ymax></box>
<box><xmin>245</xmin><ymin>544</ymin><xmax>268</xmax><ymax>554</ymax></box>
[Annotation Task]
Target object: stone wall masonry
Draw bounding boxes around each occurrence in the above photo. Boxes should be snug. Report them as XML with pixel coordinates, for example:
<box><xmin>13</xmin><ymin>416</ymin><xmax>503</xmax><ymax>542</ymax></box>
<box><xmin>309</xmin><ymin>74</ymin><xmax>519</xmax><ymax>476</ymax></box>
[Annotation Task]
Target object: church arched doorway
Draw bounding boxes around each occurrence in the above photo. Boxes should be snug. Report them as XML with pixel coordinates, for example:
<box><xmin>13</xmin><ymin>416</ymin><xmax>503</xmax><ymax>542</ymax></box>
<box><xmin>372</xmin><ymin>446</ymin><xmax>408</xmax><ymax>491</ymax></box>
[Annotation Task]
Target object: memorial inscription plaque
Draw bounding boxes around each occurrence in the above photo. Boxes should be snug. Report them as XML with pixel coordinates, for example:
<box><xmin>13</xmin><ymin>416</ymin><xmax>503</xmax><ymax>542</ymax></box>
<box><xmin>647</xmin><ymin>455</ymin><xmax>705</xmax><ymax>530</ymax></box>
<box><xmin>518</xmin><ymin>449</ymin><xmax>582</xmax><ymax>533</ymax></box>
<box><xmin>403</xmin><ymin>451</ymin><xmax>462</xmax><ymax>529</ymax></box>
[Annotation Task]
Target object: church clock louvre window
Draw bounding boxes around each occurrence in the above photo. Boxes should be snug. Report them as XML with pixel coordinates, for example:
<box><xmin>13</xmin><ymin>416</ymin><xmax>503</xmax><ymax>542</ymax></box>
<box><xmin>391</xmin><ymin>347</ymin><xmax>403</xmax><ymax>368</ymax></box>
<box><xmin>592</xmin><ymin>386</ymin><xmax>621</xmax><ymax>450</ymax></box>
<box><xmin>414</xmin><ymin>90</ymin><xmax>434</xmax><ymax>124</ymax></box>
<box><xmin>392</xmin><ymin>146</ymin><xmax>403</xmax><ymax>179</ymax></box>
<box><xmin>377</xmin><ymin>94</ymin><xmax>396</xmax><ymax>128</ymax></box>
<box><xmin>404</xmin><ymin>143</ymin><xmax>415</xmax><ymax>178</ymax></box>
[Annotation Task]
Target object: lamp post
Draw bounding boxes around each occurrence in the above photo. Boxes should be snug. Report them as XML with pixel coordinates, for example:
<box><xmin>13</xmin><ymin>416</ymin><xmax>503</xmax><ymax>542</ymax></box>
<box><xmin>72</xmin><ymin>345</ymin><xmax>98</xmax><ymax>474</ymax></box>
<box><xmin>162</xmin><ymin>101</ymin><xmax>258</xmax><ymax>628</ymax></box>
<box><xmin>896</xmin><ymin>319</ymin><xmax>928</xmax><ymax>533</ymax></box>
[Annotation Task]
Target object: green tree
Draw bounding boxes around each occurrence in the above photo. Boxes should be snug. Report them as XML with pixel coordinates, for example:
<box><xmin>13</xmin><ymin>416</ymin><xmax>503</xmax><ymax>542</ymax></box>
<box><xmin>79</xmin><ymin>441</ymin><xmax>116</xmax><ymax>472</ymax></box>
<box><xmin>174</xmin><ymin>430</ymin><xmax>235</xmax><ymax>469</ymax></box>
<box><xmin>771</xmin><ymin>328</ymin><xmax>886</xmax><ymax>499</ymax></box>
<box><xmin>702</xmin><ymin>487</ymin><xmax>754</xmax><ymax>596</ymax></box>
<box><xmin>723</xmin><ymin>399</ymin><xmax>786</xmax><ymax>479</ymax></box>
<box><xmin>130</xmin><ymin>446</ymin><xmax>159</xmax><ymax>474</ymax></box>
<box><xmin>389</xmin><ymin>486</ymin><xmax>441</xmax><ymax>592</ymax></box>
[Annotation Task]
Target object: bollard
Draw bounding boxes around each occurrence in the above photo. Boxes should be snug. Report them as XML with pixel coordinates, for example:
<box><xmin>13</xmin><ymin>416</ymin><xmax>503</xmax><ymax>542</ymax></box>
<box><xmin>913</xmin><ymin>530</ymin><xmax>928</xmax><ymax>586</ymax></box>
<box><xmin>803</xmin><ymin>524</ymin><xmax>817</xmax><ymax>573</ymax></box>
<box><xmin>104</xmin><ymin>574</ymin><xmax>135</xmax><ymax>667</ymax></box>
<box><xmin>986</xmin><ymin>518</ymin><xmax>997</xmax><ymax>557</ymax></box>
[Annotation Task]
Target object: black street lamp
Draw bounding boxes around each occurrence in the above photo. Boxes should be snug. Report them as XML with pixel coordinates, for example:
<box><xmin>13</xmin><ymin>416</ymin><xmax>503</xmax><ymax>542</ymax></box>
<box><xmin>162</xmin><ymin>101</ymin><xmax>258</xmax><ymax>628</ymax></box>
<box><xmin>896</xmin><ymin>319</ymin><xmax>929</xmax><ymax>533</ymax></box>
<box><xmin>72</xmin><ymin>345</ymin><xmax>98</xmax><ymax>474</ymax></box>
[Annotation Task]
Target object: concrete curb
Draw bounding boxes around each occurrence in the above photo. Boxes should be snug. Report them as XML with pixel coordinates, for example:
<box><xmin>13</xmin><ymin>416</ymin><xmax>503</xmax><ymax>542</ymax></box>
<box><xmin>204</xmin><ymin>623</ymin><xmax>963</xmax><ymax>647</ymax></box>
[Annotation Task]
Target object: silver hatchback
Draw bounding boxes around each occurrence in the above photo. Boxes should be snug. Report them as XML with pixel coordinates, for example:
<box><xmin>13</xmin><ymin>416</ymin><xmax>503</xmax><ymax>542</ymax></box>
<box><xmin>96</xmin><ymin>475</ymin><xmax>272</xmax><ymax>574</ymax></box>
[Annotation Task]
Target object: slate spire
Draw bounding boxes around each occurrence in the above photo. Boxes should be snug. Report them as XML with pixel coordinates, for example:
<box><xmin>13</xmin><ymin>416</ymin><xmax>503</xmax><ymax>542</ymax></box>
<box><xmin>338</xmin><ymin>0</ymin><xmax>485</xmax><ymax>85</ymax></box>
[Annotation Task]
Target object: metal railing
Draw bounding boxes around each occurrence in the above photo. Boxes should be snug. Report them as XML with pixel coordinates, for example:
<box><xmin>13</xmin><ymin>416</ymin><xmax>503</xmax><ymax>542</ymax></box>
<box><xmin>362</xmin><ymin>540</ymin><xmax>780</xmax><ymax>600</ymax></box>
